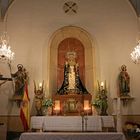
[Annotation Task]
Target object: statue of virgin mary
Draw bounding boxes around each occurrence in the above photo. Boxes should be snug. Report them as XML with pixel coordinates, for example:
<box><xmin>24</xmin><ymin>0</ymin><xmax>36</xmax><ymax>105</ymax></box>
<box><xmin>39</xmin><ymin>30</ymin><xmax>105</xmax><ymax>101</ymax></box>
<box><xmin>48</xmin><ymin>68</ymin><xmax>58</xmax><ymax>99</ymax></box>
<box><xmin>57</xmin><ymin>51</ymin><xmax>89</xmax><ymax>95</ymax></box>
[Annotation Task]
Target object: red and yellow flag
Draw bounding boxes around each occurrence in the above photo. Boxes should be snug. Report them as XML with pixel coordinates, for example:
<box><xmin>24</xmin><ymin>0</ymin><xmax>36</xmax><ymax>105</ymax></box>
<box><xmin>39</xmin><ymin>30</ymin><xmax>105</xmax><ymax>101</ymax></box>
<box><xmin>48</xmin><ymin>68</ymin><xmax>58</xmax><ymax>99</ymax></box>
<box><xmin>20</xmin><ymin>84</ymin><xmax>30</xmax><ymax>131</ymax></box>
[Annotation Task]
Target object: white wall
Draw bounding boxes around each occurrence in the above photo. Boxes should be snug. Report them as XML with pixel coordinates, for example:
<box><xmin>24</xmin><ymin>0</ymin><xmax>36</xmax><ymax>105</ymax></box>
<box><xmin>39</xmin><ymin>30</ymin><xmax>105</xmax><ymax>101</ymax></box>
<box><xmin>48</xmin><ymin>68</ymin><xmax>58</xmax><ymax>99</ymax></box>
<box><xmin>0</xmin><ymin>0</ymin><xmax>140</xmax><ymax>115</ymax></box>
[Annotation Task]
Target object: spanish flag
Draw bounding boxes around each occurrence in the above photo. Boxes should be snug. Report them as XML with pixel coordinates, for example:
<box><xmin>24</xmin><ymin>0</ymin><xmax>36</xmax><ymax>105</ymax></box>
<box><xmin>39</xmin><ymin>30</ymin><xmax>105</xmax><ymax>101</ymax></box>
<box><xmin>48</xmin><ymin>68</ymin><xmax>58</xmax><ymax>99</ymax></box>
<box><xmin>20</xmin><ymin>84</ymin><xmax>30</xmax><ymax>131</ymax></box>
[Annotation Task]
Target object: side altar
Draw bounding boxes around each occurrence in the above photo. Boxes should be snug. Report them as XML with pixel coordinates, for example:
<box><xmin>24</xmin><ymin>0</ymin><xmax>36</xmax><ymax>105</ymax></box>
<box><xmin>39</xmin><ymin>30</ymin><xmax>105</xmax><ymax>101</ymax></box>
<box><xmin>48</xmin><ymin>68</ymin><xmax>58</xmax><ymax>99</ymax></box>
<box><xmin>52</xmin><ymin>93</ymin><xmax>92</xmax><ymax>116</ymax></box>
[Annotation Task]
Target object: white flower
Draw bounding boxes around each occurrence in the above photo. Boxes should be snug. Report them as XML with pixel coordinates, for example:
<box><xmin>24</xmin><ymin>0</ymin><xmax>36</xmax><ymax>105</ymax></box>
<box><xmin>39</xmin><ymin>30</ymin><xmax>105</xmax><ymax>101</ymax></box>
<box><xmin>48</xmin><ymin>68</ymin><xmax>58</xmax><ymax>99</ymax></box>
<box><xmin>136</xmin><ymin>128</ymin><xmax>140</xmax><ymax>133</ymax></box>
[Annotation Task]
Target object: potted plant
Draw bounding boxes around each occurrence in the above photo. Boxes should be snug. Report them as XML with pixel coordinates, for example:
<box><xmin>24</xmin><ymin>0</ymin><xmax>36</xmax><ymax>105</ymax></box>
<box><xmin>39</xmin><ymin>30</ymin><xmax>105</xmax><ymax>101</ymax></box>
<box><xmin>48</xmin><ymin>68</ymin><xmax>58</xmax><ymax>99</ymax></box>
<box><xmin>123</xmin><ymin>122</ymin><xmax>140</xmax><ymax>140</ymax></box>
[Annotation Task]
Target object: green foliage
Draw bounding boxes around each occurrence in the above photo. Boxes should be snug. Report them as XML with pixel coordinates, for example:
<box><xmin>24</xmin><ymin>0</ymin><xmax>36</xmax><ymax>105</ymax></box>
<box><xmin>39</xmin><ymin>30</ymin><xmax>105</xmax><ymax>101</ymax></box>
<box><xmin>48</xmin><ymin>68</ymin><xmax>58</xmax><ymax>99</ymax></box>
<box><xmin>42</xmin><ymin>98</ymin><xmax>53</xmax><ymax>108</ymax></box>
<box><xmin>92</xmin><ymin>97</ymin><xmax>102</xmax><ymax>108</ymax></box>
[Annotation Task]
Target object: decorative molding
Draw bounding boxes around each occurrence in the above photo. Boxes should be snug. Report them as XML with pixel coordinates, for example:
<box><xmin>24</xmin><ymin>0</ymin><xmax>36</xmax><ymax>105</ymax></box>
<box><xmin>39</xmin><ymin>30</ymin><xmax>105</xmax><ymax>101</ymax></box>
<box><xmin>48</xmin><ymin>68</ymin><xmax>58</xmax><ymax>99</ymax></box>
<box><xmin>63</xmin><ymin>1</ymin><xmax>78</xmax><ymax>15</ymax></box>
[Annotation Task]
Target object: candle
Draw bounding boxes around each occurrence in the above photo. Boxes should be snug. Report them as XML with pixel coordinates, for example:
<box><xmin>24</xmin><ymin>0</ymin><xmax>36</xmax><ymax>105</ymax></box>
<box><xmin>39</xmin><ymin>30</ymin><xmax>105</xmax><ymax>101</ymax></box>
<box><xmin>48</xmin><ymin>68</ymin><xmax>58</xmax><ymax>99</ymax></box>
<box><xmin>54</xmin><ymin>107</ymin><xmax>60</xmax><ymax>116</ymax></box>
<box><xmin>84</xmin><ymin>107</ymin><xmax>90</xmax><ymax>116</ymax></box>
<box><xmin>101</xmin><ymin>82</ymin><xmax>104</xmax><ymax>89</ymax></box>
<box><xmin>54</xmin><ymin>100</ymin><xmax>60</xmax><ymax>115</ymax></box>
<box><xmin>84</xmin><ymin>100</ymin><xmax>90</xmax><ymax>115</ymax></box>
<box><xmin>39</xmin><ymin>83</ymin><xmax>42</xmax><ymax>89</ymax></box>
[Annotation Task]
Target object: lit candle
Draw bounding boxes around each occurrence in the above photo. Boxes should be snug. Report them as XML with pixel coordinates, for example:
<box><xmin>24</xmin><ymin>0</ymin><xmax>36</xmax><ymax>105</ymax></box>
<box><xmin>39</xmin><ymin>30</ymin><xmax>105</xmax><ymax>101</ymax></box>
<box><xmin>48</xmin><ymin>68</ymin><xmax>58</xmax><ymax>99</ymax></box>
<box><xmin>54</xmin><ymin>100</ymin><xmax>60</xmax><ymax>115</ymax></box>
<box><xmin>39</xmin><ymin>83</ymin><xmax>42</xmax><ymax>89</ymax></box>
<box><xmin>54</xmin><ymin>107</ymin><xmax>60</xmax><ymax>111</ymax></box>
<box><xmin>84</xmin><ymin>100</ymin><xmax>90</xmax><ymax>116</ymax></box>
<box><xmin>101</xmin><ymin>82</ymin><xmax>104</xmax><ymax>89</ymax></box>
<box><xmin>84</xmin><ymin>107</ymin><xmax>90</xmax><ymax>116</ymax></box>
<box><xmin>84</xmin><ymin>107</ymin><xmax>90</xmax><ymax>111</ymax></box>
<box><xmin>54</xmin><ymin>107</ymin><xmax>60</xmax><ymax>116</ymax></box>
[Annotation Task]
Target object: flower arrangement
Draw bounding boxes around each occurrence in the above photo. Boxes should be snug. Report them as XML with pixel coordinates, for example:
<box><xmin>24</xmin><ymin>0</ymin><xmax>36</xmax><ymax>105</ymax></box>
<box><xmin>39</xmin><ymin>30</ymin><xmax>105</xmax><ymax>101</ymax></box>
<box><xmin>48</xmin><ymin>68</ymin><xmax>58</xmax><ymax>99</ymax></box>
<box><xmin>92</xmin><ymin>95</ymin><xmax>102</xmax><ymax>108</ymax></box>
<box><xmin>92</xmin><ymin>80</ymin><xmax>108</xmax><ymax>115</ymax></box>
<box><xmin>124</xmin><ymin>122</ymin><xmax>140</xmax><ymax>140</ymax></box>
<box><xmin>42</xmin><ymin>98</ymin><xmax>53</xmax><ymax>108</ymax></box>
<box><xmin>92</xmin><ymin>80</ymin><xmax>107</xmax><ymax>109</ymax></box>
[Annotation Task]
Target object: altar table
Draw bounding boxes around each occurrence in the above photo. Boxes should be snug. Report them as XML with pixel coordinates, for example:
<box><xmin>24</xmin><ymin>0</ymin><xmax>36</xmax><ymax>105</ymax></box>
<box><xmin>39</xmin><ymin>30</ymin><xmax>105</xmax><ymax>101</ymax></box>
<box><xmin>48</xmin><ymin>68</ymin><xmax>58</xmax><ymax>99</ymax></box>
<box><xmin>43</xmin><ymin>116</ymin><xmax>82</xmax><ymax>131</ymax></box>
<box><xmin>19</xmin><ymin>132</ymin><xmax>126</xmax><ymax>140</ymax></box>
<box><xmin>30</xmin><ymin>116</ymin><xmax>115</xmax><ymax>132</ymax></box>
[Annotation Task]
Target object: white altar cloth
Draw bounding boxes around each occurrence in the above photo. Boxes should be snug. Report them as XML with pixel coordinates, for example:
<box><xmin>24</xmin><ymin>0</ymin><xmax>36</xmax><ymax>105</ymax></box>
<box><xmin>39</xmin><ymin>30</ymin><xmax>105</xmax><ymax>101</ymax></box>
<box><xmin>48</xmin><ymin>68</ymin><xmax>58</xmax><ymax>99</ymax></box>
<box><xmin>19</xmin><ymin>132</ymin><xmax>126</xmax><ymax>140</ymax></box>
<box><xmin>31</xmin><ymin>116</ymin><xmax>45</xmax><ymax>130</ymax></box>
<box><xmin>31</xmin><ymin>116</ymin><xmax>114</xmax><ymax>132</ymax></box>
<box><xmin>43</xmin><ymin>116</ymin><xmax>82</xmax><ymax>131</ymax></box>
<box><xmin>84</xmin><ymin>116</ymin><xmax>102</xmax><ymax>131</ymax></box>
<box><xmin>101</xmin><ymin>116</ymin><xmax>115</xmax><ymax>128</ymax></box>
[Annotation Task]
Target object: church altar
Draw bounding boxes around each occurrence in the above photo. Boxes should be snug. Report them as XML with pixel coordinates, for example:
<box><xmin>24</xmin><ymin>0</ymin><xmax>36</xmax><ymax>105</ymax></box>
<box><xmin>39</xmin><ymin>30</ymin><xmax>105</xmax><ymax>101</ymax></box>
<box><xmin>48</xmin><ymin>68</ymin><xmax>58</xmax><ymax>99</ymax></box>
<box><xmin>30</xmin><ymin>116</ymin><xmax>115</xmax><ymax>132</ymax></box>
<box><xmin>19</xmin><ymin>132</ymin><xmax>125</xmax><ymax>140</ymax></box>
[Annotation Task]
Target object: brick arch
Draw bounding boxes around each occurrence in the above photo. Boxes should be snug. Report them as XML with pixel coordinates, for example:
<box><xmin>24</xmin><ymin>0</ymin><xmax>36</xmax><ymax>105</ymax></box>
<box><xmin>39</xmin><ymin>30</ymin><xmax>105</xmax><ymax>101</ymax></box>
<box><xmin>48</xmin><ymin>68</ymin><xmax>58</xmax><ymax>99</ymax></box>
<box><xmin>57</xmin><ymin>38</ymin><xmax>85</xmax><ymax>88</ymax></box>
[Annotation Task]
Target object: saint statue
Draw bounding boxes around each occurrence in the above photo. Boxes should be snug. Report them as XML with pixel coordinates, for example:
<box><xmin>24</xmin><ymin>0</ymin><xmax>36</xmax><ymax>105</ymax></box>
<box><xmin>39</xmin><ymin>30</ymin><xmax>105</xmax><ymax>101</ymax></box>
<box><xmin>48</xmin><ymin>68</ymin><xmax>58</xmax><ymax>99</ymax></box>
<box><xmin>11</xmin><ymin>64</ymin><xmax>28</xmax><ymax>96</ymax></box>
<box><xmin>57</xmin><ymin>51</ymin><xmax>89</xmax><ymax>95</ymax></box>
<box><xmin>34</xmin><ymin>81</ymin><xmax>44</xmax><ymax>116</ymax></box>
<box><xmin>118</xmin><ymin>65</ymin><xmax>130</xmax><ymax>96</ymax></box>
<box><xmin>99</xmin><ymin>89</ymin><xmax>108</xmax><ymax>116</ymax></box>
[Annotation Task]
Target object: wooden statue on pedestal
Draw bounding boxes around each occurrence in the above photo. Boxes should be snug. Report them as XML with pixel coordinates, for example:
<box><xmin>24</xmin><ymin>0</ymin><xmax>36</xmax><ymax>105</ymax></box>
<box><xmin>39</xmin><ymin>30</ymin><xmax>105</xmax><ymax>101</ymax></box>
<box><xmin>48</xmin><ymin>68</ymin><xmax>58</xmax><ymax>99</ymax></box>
<box><xmin>34</xmin><ymin>81</ymin><xmax>44</xmax><ymax>116</ymax></box>
<box><xmin>11</xmin><ymin>64</ymin><xmax>28</xmax><ymax>107</ymax></box>
<box><xmin>118</xmin><ymin>65</ymin><xmax>130</xmax><ymax>97</ymax></box>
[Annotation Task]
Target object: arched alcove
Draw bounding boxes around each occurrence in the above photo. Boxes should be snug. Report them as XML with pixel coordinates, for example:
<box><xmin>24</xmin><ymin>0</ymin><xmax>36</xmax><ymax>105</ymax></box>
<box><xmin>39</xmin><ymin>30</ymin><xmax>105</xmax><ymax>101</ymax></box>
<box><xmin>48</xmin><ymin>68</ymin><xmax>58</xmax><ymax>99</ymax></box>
<box><xmin>48</xmin><ymin>26</ymin><xmax>95</xmax><ymax>96</ymax></box>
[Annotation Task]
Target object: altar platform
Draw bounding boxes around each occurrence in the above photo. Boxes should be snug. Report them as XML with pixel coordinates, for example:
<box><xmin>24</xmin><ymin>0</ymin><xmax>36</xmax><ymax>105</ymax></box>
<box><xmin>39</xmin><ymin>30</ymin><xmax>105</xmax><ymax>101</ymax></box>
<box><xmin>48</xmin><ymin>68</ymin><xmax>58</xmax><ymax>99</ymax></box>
<box><xmin>19</xmin><ymin>132</ymin><xmax>126</xmax><ymax>140</ymax></box>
